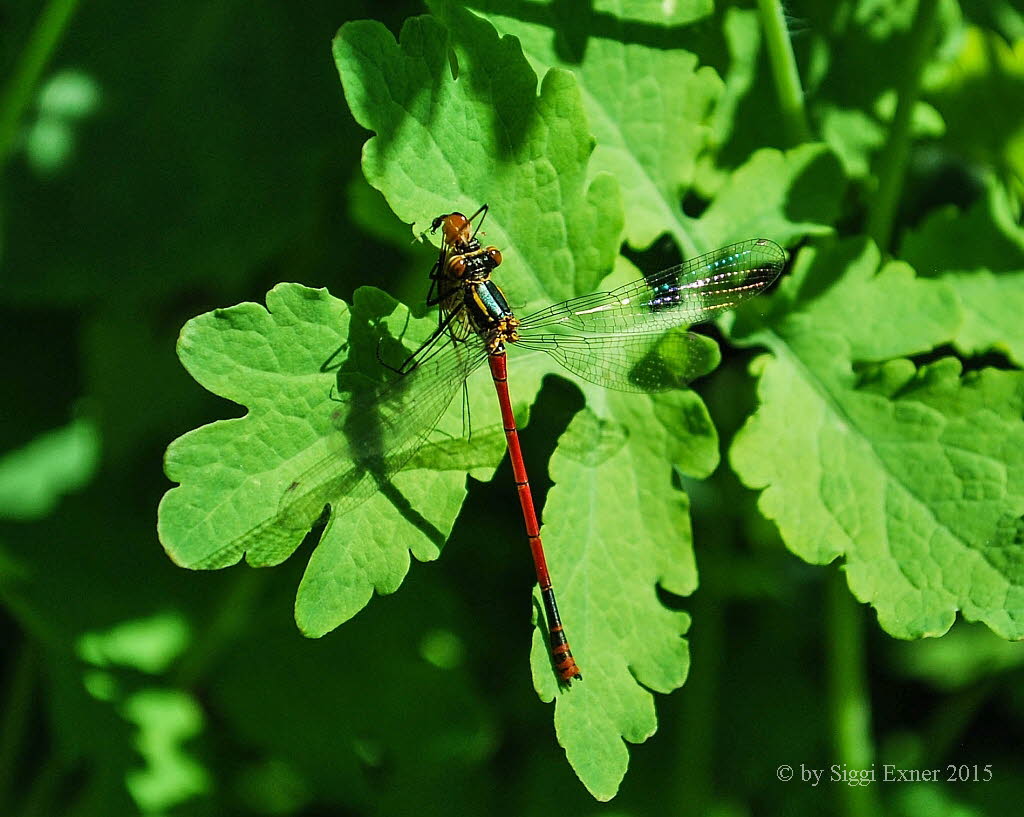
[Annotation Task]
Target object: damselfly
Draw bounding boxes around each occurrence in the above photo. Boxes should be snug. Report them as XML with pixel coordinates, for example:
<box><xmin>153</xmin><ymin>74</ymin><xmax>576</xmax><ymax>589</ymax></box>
<box><xmin>211</xmin><ymin>206</ymin><xmax>785</xmax><ymax>684</ymax></box>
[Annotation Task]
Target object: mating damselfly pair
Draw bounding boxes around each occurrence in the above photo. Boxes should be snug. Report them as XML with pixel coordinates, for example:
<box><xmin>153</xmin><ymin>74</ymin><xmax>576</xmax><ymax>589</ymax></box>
<box><xmin>221</xmin><ymin>205</ymin><xmax>785</xmax><ymax>684</ymax></box>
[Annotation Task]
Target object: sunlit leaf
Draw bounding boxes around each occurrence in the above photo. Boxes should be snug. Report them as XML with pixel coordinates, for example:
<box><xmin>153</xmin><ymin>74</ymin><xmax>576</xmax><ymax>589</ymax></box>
<box><xmin>732</xmin><ymin>239</ymin><xmax>1024</xmax><ymax>640</ymax></box>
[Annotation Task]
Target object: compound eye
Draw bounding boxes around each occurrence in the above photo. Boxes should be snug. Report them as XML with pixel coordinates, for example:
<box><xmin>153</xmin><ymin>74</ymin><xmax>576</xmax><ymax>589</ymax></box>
<box><xmin>442</xmin><ymin>213</ymin><xmax>469</xmax><ymax>244</ymax></box>
<box><xmin>449</xmin><ymin>256</ymin><xmax>467</xmax><ymax>277</ymax></box>
<box><xmin>486</xmin><ymin>247</ymin><xmax>503</xmax><ymax>267</ymax></box>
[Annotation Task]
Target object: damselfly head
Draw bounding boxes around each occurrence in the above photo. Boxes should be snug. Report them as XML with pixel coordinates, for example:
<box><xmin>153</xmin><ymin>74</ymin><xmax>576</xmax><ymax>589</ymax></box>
<box><xmin>432</xmin><ymin>212</ymin><xmax>471</xmax><ymax>246</ymax></box>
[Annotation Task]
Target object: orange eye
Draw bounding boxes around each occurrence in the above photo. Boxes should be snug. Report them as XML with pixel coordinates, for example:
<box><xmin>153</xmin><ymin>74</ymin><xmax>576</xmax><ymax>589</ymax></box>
<box><xmin>449</xmin><ymin>256</ymin><xmax>467</xmax><ymax>277</ymax></box>
<box><xmin>486</xmin><ymin>247</ymin><xmax>502</xmax><ymax>267</ymax></box>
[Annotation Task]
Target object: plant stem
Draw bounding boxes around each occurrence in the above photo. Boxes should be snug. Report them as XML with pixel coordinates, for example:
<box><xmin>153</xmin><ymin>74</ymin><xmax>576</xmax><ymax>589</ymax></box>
<box><xmin>14</xmin><ymin>748</ymin><xmax>63</xmax><ymax>817</ymax></box>
<box><xmin>674</xmin><ymin>588</ymin><xmax>721</xmax><ymax>816</ymax></box>
<box><xmin>0</xmin><ymin>0</ymin><xmax>80</xmax><ymax>167</ymax></box>
<box><xmin>826</xmin><ymin>568</ymin><xmax>881</xmax><ymax>817</ymax></box>
<box><xmin>172</xmin><ymin>570</ymin><xmax>269</xmax><ymax>689</ymax></box>
<box><xmin>0</xmin><ymin>640</ymin><xmax>36</xmax><ymax>813</ymax></box>
<box><xmin>756</xmin><ymin>0</ymin><xmax>811</xmax><ymax>145</ymax></box>
<box><xmin>866</xmin><ymin>0</ymin><xmax>940</xmax><ymax>252</ymax></box>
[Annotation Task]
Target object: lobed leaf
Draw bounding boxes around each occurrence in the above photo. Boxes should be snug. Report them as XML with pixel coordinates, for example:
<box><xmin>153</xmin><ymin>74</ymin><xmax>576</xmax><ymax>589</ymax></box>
<box><xmin>158</xmin><ymin>285</ymin><xmax>497</xmax><ymax>637</ymax></box>
<box><xmin>731</xmin><ymin>239</ymin><xmax>1024</xmax><ymax>640</ymax></box>
<box><xmin>531</xmin><ymin>385</ymin><xmax>717</xmax><ymax>799</ymax></box>
<box><xmin>900</xmin><ymin>174</ymin><xmax>1024</xmax><ymax>367</ymax></box>
<box><xmin>162</xmin><ymin>3</ymin><xmax>842</xmax><ymax>799</ymax></box>
<box><xmin>334</xmin><ymin>6</ymin><xmax>622</xmax><ymax>308</ymax></box>
<box><xmin>462</xmin><ymin>1</ymin><xmax>846</xmax><ymax>254</ymax></box>
<box><xmin>339</xmin><ymin>8</ymin><xmax>729</xmax><ymax>795</ymax></box>
<box><xmin>454</xmin><ymin>0</ymin><xmax>720</xmax><ymax>254</ymax></box>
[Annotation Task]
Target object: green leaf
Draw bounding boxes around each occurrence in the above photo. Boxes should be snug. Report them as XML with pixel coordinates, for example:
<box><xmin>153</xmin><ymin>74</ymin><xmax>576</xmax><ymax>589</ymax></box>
<box><xmin>336</xmin><ymin>8</ymin><xmax>771</xmax><ymax>797</ymax></box>
<box><xmin>451</xmin><ymin>0</ymin><xmax>720</xmax><ymax>254</ymax></box>
<box><xmin>900</xmin><ymin>174</ymin><xmax>1024</xmax><ymax>366</ymax></box>
<box><xmin>531</xmin><ymin>385</ymin><xmax>717</xmax><ymax>799</ymax></box>
<box><xmin>334</xmin><ymin>8</ymin><xmax>622</xmax><ymax>309</ymax></box>
<box><xmin>158</xmin><ymin>267</ymin><xmax>721</xmax><ymax>799</ymax></box>
<box><xmin>818</xmin><ymin>104</ymin><xmax>887</xmax><ymax>180</ymax></box>
<box><xmin>893</xmin><ymin>619</ymin><xmax>1024</xmax><ymax>691</ymax></box>
<box><xmin>0</xmin><ymin>416</ymin><xmax>100</xmax><ymax>520</ymax></box>
<box><xmin>731</xmin><ymin>239</ymin><xmax>1024</xmax><ymax>640</ymax></box>
<box><xmin>122</xmin><ymin>689</ymin><xmax>209</xmax><ymax>813</ymax></box>
<box><xmin>788</xmin><ymin>0</ymin><xmax>963</xmax><ymax>190</ymax></box>
<box><xmin>687</xmin><ymin>142</ymin><xmax>845</xmax><ymax>250</ymax></box>
<box><xmin>161</xmin><ymin>8</ymin><xmax>738</xmax><ymax>798</ymax></box>
<box><xmin>159</xmin><ymin>285</ymin><xmax>352</xmax><ymax>567</ymax></box>
<box><xmin>459</xmin><ymin>2</ymin><xmax>846</xmax><ymax>253</ymax></box>
<box><xmin>518</xmin><ymin>259</ymin><xmax>720</xmax><ymax>806</ymax></box>
<box><xmin>158</xmin><ymin>284</ymin><xmax>499</xmax><ymax>637</ymax></box>
<box><xmin>924</xmin><ymin>26</ymin><xmax>1024</xmax><ymax>196</ymax></box>
<box><xmin>76</xmin><ymin>612</ymin><xmax>190</xmax><ymax>675</ymax></box>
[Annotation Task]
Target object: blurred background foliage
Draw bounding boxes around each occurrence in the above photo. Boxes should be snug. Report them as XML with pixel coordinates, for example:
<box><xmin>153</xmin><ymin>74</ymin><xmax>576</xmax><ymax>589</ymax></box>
<box><xmin>2</xmin><ymin>0</ymin><xmax>1023</xmax><ymax>815</ymax></box>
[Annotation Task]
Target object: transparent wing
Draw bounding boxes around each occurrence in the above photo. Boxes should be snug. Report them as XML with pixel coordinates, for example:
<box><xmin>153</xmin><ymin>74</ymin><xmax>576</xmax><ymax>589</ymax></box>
<box><xmin>198</xmin><ymin>339</ymin><xmax>488</xmax><ymax>568</ymax></box>
<box><xmin>519</xmin><ymin>239</ymin><xmax>785</xmax><ymax>334</ymax></box>
<box><xmin>515</xmin><ymin>331</ymin><xmax>717</xmax><ymax>393</ymax></box>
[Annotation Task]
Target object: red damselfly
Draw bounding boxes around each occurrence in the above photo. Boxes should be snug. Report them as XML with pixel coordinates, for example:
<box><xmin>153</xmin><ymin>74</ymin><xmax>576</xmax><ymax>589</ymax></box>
<box><xmin>215</xmin><ymin>206</ymin><xmax>785</xmax><ymax>684</ymax></box>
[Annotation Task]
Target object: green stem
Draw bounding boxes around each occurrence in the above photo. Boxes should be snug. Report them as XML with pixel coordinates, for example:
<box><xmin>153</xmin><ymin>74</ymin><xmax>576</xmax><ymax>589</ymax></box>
<box><xmin>866</xmin><ymin>0</ymin><xmax>940</xmax><ymax>252</ymax></box>
<box><xmin>172</xmin><ymin>569</ymin><xmax>269</xmax><ymax>689</ymax></box>
<box><xmin>826</xmin><ymin>568</ymin><xmax>881</xmax><ymax>817</ymax></box>
<box><xmin>673</xmin><ymin>587</ymin><xmax>721</xmax><ymax>816</ymax></box>
<box><xmin>0</xmin><ymin>0</ymin><xmax>80</xmax><ymax>166</ymax></box>
<box><xmin>0</xmin><ymin>640</ymin><xmax>36</xmax><ymax>812</ymax></box>
<box><xmin>756</xmin><ymin>0</ymin><xmax>811</xmax><ymax>145</ymax></box>
<box><xmin>14</xmin><ymin>749</ymin><xmax>63</xmax><ymax>817</ymax></box>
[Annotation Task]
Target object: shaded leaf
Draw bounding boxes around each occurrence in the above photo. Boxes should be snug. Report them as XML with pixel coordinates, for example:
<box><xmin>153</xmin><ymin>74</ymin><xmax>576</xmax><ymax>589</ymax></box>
<box><xmin>335</xmin><ymin>7</ymin><xmax>623</xmax><ymax>308</ymax></box>
<box><xmin>455</xmin><ymin>0</ymin><xmax>720</xmax><ymax>253</ymax></box>
<box><xmin>0</xmin><ymin>417</ymin><xmax>100</xmax><ymax>520</ymax></box>
<box><xmin>463</xmin><ymin>2</ymin><xmax>846</xmax><ymax>253</ymax></box>
<box><xmin>900</xmin><ymin>174</ymin><xmax>1024</xmax><ymax>366</ymax></box>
